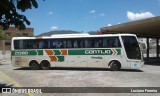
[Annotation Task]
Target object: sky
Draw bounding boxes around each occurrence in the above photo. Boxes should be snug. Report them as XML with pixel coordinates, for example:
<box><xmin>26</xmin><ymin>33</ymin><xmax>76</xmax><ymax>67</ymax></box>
<box><xmin>23</xmin><ymin>0</ymin><xmax>160</xmax><ymax>35</ymax></box>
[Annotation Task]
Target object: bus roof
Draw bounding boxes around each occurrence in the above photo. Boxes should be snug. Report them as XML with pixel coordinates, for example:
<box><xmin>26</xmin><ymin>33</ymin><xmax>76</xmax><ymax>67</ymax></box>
<box><xmin>12</xmin><ymin>34</ymin><xmax>136</xmax><ymax>40</ymax></box>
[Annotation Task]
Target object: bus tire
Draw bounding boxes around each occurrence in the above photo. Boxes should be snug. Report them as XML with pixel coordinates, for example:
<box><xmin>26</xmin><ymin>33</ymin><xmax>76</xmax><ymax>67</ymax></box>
<box><xmin>40</xmin><ymin>60</ymin><xmax>50</xmax><ymax>70</ymax></box>
<box><xmin>29</xmin><ymin>60</ymin><xmax>39</xmax><ymax>70</ymax></box>
<box><xmin>109</xmin><ymin>61</ymin><xmax>121</xmax><ymax>71</ymax></box>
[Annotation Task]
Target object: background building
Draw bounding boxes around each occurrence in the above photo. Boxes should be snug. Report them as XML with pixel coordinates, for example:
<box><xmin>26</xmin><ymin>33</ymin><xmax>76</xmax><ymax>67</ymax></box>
<box><xmin>0</xmin><ymin>27</ymin><xmax>34</xmax><ymax>50</ymax></box>
<box><xmin>100</xmin><ymin>16</ymin><xmax>160</xmax><ymax>63</ymax></box>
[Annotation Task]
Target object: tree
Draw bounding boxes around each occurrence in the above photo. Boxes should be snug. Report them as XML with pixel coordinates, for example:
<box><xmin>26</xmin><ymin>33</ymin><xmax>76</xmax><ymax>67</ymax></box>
<box><xmin>0</xmin><ymin>0</ymin><xmax>38</xmax><ymax>30</ymax></box>
<box><xmin>0</xmin><ymin>26</ymin><xmax>6</xmax><ymax>40</ymax></box>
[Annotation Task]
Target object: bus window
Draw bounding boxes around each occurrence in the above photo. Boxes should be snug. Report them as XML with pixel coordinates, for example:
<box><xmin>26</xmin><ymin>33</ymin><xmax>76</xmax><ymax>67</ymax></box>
<box><xmin>103</xmin><ymin>37</ymin><xmax>121</xmax><ymax>48</ymax></box>
<box><xmin>98</xmin><ymin>39</ymin><xmax>103</xmax><ymax>47</ymax></box>
<box><xmin>113</xmin><ymin>37</ymin><xmax>121</xmax><ymax>47</ymax></box>
<box><xmin>103</xmin><ymin>38</ymin><xmax>108</xmax><ymax>47</ymax></box>
<box><xmin>79</xmin><ymin>40</ymin><xmax>84</xmax><ymax>48</ymax></box>
<box><xmin>14</xmin><ymin>40</ymin><xmax>20</xmax><ymax>49</ymax></box>
<box><xmin>55</xmin><ymin>40</ymin><xmax>63</xmax><ymax>48</ymax></box>
<box><xmin>50</xmin><ymin>39</ymin><xmax>56</xmax><ymax>48</ymax></box>
<box><xmin>14</xmin><ymin>40</ymin><xmax>25</xmax><ymax>49</ymax></box>
<box><xmin>74</xmin><ymin>40</ymin><xmax>78</xmax><ymax>48</ymax></box>
<box><xmin>59</xmin><ymin>41</ymin><xmax>63</xmax><ymax>48</ymax></box>
<box><xmin>26</xmin><ymin>40</ymin><xmax>36</xmax><ymax>49</ymax></box>
<box><xmin>43</xmin><ymin>39</ymin><xmax>49</xmax><ymax>49</ymax></box>
<box><xmin>67</xmin><ymin>40</ymin><xmax>72</xmax><ymax>48</ymax></box>
<box><xmin>63</xmin><ymin>40</ymin><xmax>67</xmax><ymax>48</ymax></box>
<box><xmin>37</xmin><ymin>40</ymin><xmax>43</xmax><ymax>49</ymax></box>
<box><xmin>84</xmin><ymin>39</ymin><xmax>89</xmax><ymax>48</ymax></box>
<box><xmin>94</xmin><ymin>40</ymin><xmax>99</xmax><ymax>48</ymax></box>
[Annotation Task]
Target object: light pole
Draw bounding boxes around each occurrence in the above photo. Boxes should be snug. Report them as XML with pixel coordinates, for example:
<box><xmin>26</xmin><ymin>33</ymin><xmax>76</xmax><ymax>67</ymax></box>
<box><xmin>2</xmin><ymin>30</ymin><xmax>6</xmax><ymax>60</ymax></box>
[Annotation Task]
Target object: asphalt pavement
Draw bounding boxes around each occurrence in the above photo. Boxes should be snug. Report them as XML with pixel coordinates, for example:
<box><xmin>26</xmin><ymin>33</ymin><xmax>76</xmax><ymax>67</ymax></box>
<box><xmin>0</xmin><ymin>59</ymin><xmax>160</xmax><ymax>96</ymax></box>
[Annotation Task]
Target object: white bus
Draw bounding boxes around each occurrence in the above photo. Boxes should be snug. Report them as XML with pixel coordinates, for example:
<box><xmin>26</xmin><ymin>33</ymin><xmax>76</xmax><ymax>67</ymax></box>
<box><xmin>11</xmin><ymin>34</ymin><xmax>144</xmax><ymax>70</ymax></box>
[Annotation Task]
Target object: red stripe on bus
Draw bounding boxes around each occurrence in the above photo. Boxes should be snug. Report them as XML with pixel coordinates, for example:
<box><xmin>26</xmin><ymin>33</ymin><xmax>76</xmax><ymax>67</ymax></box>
<box><xmin>45</xmin><ymin>50</ymin><xmax>54</xmax><ymax>55</ymax></box>
<box><xmin>49</xmin><ymin>56</ymin><xmax>57</xmax><ymax>62</ymax></box>
<box><xmin>60</xmin><ymin>50</ymin><xmax>68</xmax><ymax>55</ymax></box>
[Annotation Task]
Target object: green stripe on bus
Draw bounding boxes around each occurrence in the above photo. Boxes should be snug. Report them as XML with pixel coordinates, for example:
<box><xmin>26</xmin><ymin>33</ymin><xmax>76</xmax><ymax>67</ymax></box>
<box><xmin>116</xmin><ymin>49</ymin><xmax>121</xmax><ymax>55</ymax></box>
<box><xmin>57</xmin><ymin>56</ymin><xmax>64</xmax><ymax>62</ymax></box>
<box><xmin>12</xmin><ymin>50</ymin><xmax>43</xmax><ymax>56</ymax></box>
<box><xmin>68</xmin><ymin>49</ymin><xmax>121</xmax><ymax>55</ymax></box>
<box><xmin>37</xmin><ymin>50</ymin><xmax>43</xmax><ymax>55</ymax></box>
<box><xmin>68</xmin><ymin>50</ymin><xmax>85</xmax><ymax>55</ymax></box>
<box><xmin>53</xmin><ymin>50</ymin><xmax>61</xmax><ymax>55</ymax></box>
<box><xmin>12</xmin><ymin>49</ymin><xmax>121</xmax><ymax>56</ymax></box>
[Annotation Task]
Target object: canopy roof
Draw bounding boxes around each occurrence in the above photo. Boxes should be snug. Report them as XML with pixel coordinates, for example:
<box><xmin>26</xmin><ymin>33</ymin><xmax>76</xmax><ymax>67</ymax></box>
<box><xmin>100</xmin><ymin>16</ymin><xmax>160</xmax><ymax>37</ymax></box>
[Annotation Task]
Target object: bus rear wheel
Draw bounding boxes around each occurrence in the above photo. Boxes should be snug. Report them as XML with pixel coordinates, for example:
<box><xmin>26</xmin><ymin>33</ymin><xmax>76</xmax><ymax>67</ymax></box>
<box><xmin>29</xmin><ymin>61</ymin><xmax>39</xmax><ymax>70</ymax></box>
<box><xmin>40</xmin><ymin>60</ymin><xmax>50</xmax><ymax>70</ymax></box>
<box><xmin>109</xmin><ymin>61</ymin><xmax>121</xmax><ymax>71</ymax></box>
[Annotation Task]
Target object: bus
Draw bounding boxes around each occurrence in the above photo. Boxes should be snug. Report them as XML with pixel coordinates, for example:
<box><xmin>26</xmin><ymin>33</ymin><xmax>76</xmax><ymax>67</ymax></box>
<box><xmin>11</xmin><ymin>34</ymin><xmax>144</xmax><ymax>71</ymax></box>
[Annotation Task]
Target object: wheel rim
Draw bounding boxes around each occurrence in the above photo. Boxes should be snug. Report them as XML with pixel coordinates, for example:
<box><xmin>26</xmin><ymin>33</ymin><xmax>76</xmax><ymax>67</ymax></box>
<box><xmin>32</xmin><ymin>63</ymin><xmax>37</xmax><ymax>68</ymax></box>
<box><xmin>113</xmin><ymin>63</ymin><xmax>118</xmax><ymax>69</ymax></box>
<box><xmin>31</xmin><ymin>63</ymin><xmax>38</xmax><ymax>69</ymax></box>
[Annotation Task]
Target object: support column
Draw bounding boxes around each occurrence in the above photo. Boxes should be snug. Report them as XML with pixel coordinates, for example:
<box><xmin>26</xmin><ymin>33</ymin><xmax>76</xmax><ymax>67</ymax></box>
<box><xmin>147</xmin><ymin>37</ymin><xmax>149</xmax><ymax>59</ymax></box>
<box><xmin>156</xmin><ymin>38</ymin><xmax>159</xmax><ymax>58</ymax></box>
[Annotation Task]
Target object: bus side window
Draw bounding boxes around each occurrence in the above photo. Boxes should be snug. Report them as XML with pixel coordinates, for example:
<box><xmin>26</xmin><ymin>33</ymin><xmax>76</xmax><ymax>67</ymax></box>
<box><xmin>23</xmin><ymin>40</ymin><xmax>27</xmax><ymax>49</ymax></box>
<box><xmin>114</xmin><ymin>38</ymin><xmax>119</xmax><ymax>47</ymax></box>
<box><xmin>55</xmin><ymin>40</ymin><xmax>60</xmax><ymax>48</ymax></box>
<box><xmin>24</xmin><ymin>40</ymin><xmax>35</xmax><ymax>49</ymax></box>
<box><xmin>89</xmin><ymin>39</ymin><xmax>93</xmax><ymax>48</ymax></box>
<box><xmin>103</xmin><ymin>38</ymin><xmax>108</xmax><ymax>48</ymax></box>
<box><xmin>53</xmin><ymin>41</ymin><xmax>56</xmax><ymax>48</ymax></box>
<box><xmin>38</xmin><ymin>40</ymin><xmax>43</xmax><ymax>49</ymax></box>
<box><xmin>94</xmin><ymin>41</ymin><xmax>99</xmax><ymax>48</ymax></box>
<box><xmin>50</xmin><ymin>40</ymin><xmax>56</xmax><ymax>48</ymax></box>
<box><xmin>98</xmin><ymin>39</ymin><xmax>102</xmax><ymax>47</ymax></box>
<box><xmin>84</xmin><ymin>39</ymin><xmax>89</xmax><ymax>48</ymax></box>
<box><xmin>14</xmin><ymin>40</ymin><xmax>20</xmax><ymax>49</ymax></box>
<box><xmin>48</xmin><ymin>40</ymin><xmax>50</xmax><ymax>48</ymax></box>
<box><xmin>43</xmin><ymin>40</ymin><xmax>49</xmax><ymax>49</ymax></box>
<box><xmin>63</xmin><ymin>40</ymin><xmax>67</xmax><ymax>48</ymax></box>
<box><xmin>93</xmin><ymin>38</ymin><xmax>102</xmax><ymax>48</ymax></box>
<box><xmin>80</xmin><ymin>40</ymin><xmax>84</xmax><ymax>48</ymax></box>
<box><xmin>107</xmin><ymin>37</ymin><xmax>121</xmax><ymax>48</ymax></box>
<box><xmin>85</xmin><ymin>39</ymin><xmax>93</xmax><ymax>48</ymax></box>
<box><xmin>59</xmin><ymin>41</ymin><xmax>63</xmax><ymax>48</ymax></box>
<box><xmin>67</xmin><ymin>40</ymin><xmax>72</xmax><ymax>48</ymax></box>
<box><xmin>74</xmin><ymin>40</ymin><xmax>78</xmax><ymax>48</ymax></box>
<box><xmin>27</xmin><ymin>40</ymin><xmax>36</xmax><ymax>49</ymax></box>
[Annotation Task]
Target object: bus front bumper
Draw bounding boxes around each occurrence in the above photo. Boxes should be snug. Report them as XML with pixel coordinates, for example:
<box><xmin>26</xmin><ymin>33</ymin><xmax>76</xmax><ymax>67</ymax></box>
<box><xmin>131</xmin><ymin>60</ymin><xmax>144</xmax><ymax>70</ymax></box>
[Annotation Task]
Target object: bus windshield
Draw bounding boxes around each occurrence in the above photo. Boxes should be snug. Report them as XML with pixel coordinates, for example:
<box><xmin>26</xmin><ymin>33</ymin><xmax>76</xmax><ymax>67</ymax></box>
<box><xmin>122</xmin><ymin>36</ymin><xmax>141</xmax><ymax>60</ymax></box>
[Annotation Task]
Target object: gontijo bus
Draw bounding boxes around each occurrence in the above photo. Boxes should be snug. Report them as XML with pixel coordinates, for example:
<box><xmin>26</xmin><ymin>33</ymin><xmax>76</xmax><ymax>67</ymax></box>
<box><xmin>11</xmin><ymin>34</ymin><xmax>144</xmax><ymax>70</ymax></box>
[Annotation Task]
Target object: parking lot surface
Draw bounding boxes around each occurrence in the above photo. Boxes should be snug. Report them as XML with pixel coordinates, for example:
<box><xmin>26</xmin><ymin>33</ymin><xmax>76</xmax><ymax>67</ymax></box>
<box><xmin>0</xmin><ymin>60</ymin><xmax>160</xmax><ymax>96</ymax></box>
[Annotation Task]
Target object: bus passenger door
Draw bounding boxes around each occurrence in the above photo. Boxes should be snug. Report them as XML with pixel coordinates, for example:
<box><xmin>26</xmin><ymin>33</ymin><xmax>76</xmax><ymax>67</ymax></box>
<box><xmin>122</xmin><ymin>36</ymin><xmax>142</xmax><ymax>69</ymax></box>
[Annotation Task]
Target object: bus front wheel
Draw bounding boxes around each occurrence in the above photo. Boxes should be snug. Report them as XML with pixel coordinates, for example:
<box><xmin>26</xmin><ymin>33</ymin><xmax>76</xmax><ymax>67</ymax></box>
<box><xmin>109</xmin><ymin>61</ymin><xmax>121</xmax><ymax>71</ymax></box>
<box><xmin>29</xmin><ymin>61</ymin><xmax>39</xmax><ymax>70</ymax></box>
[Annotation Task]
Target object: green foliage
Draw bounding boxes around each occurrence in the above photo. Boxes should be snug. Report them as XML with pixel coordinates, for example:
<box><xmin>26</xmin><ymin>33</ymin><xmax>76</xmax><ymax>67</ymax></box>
<box><xmin>0</xmin><ymin>0</ymin><xmax>38</xmax><ymax>30</ymax></box>
<box><xmin>0</xmin><ymin>33</ymin><xmax>6</xmax><ymax>40</ymax></box>
<box><xmin>0</xmin><ymin>27</ymin><xmax>6</xmax><ymax>40</ymax></box>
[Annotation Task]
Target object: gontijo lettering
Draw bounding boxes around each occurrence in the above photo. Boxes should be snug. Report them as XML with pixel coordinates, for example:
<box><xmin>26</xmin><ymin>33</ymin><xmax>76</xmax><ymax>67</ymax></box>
<box><xmin>85</xmin><ymin>50</ymin><xmax>111</xmax><ymax>55</ymax></box>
